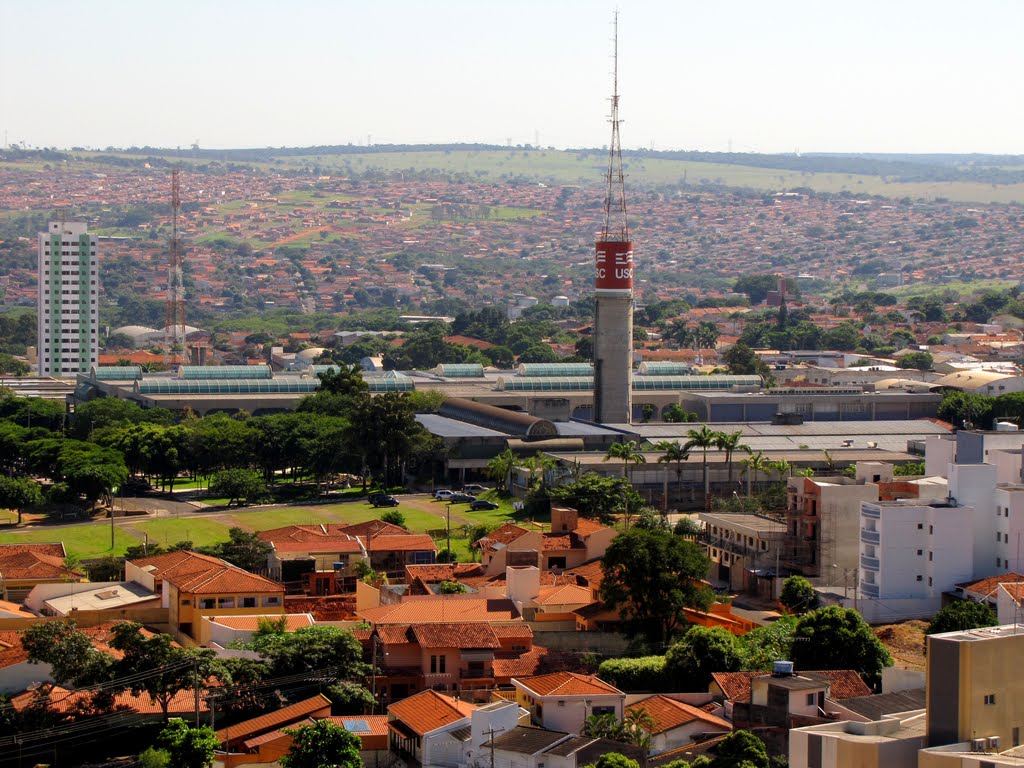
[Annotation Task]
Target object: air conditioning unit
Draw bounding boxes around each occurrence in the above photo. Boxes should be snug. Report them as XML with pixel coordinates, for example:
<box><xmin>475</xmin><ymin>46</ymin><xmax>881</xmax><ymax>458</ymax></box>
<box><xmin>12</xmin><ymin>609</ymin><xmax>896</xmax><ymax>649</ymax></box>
<box><xmin>988</xmin><ymin>736</ymin><xmax>1001</xmax><ymax>751</ymax></box>
<box><xmin>972</xmin><ymin>738</ymin><xmax>987</xmax><ymax>752</ymax></box>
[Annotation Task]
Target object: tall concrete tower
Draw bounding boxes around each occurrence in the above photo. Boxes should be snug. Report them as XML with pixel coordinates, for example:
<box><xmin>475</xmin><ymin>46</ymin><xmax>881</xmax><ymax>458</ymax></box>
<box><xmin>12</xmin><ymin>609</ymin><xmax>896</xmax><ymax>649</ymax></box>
<box><xmin>593</xmin><ymin>13</ymin><xmax>634</xmax><ymax>424</ymax></box>
<box><xmin>37</xmin><ymin>220</ymin><xmax>98</xmax><ymax>376</ymax></box>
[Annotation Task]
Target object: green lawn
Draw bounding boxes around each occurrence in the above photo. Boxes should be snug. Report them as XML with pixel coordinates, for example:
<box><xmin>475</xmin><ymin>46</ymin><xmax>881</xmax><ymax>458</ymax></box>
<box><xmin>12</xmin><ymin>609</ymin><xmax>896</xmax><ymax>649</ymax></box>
<box><xmin>130</xmin><ymin>518</ymin><xmax>233</xmax><ymax>550</ymax></box>
<box><xmin>226</xmin><ymin>506</ymin><xmax>343</xmax><ymax>530</ymax></box>
<box><xmin>0</xmin><ymin>523</ymin><xmax>137</xmax><ymax>559</ymax></box>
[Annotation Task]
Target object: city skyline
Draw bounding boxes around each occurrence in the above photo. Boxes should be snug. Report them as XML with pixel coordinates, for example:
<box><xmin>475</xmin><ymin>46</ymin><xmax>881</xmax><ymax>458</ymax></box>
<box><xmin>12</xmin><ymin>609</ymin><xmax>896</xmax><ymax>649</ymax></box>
<box><xmin>2</xmin><ymin>0</ymin><xmax>1022</xmax><ymax>155</ymax></box>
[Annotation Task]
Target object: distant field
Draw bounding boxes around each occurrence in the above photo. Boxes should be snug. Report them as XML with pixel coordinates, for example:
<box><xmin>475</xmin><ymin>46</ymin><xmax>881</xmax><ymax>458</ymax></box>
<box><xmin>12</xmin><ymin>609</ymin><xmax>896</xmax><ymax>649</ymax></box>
<box><xmin>129</xmin><ymin>517</ymin><xmax>233</xmax><ymax>550</ymax></box>
<box><xmin>884</xmin><ymin>278</ymin><xmax>1019</xmax><ymax>298</ymax></box>
<box><xmin>10</xmin><ymin>150</ymin><xmax>1024</xmax><ymax>205</ymax></box>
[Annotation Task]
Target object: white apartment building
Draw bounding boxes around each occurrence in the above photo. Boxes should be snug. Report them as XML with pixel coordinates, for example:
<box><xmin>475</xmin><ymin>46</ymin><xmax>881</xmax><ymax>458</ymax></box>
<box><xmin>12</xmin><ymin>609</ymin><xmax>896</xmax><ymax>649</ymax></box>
<box><xmin>859</xmin><ymin>498</ymin><xmax>974</xmax><ymax>601</ymax></box>
<box><xmin>37</xmin><ymin>221</ymin><xmax>98</xmax><ymax>376</ymax></box>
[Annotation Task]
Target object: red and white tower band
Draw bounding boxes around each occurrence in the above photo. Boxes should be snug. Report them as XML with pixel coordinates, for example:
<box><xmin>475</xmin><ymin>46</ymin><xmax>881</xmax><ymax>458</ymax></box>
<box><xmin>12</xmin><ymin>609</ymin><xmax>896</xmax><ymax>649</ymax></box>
<box><xmin>593</xmin><ymin>12</ymin><xmax>634</xmax><ymax>424</ymax></box>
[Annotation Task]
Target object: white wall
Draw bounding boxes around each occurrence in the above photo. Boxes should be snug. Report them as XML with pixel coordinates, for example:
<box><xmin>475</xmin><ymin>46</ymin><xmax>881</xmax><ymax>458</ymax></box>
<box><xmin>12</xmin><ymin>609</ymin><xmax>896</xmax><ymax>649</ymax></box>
<box><xmin>0</xmin><ymin>660</ymin><xmax>54</xmax><ymax>694</ymax></box>
<box><xmin>24</xmin><ymin>582</ymin><xmax>122</xmax><ymax>613</ymax></box>
<box><xmin>949</xmin><ymin>464</ymin><xmax>998</xmax><ymax>578</ymax></box>
<box><xmin>925</xmin><ymin>437</ymin><xmax>956</xmax><ymax>478</ymax></box>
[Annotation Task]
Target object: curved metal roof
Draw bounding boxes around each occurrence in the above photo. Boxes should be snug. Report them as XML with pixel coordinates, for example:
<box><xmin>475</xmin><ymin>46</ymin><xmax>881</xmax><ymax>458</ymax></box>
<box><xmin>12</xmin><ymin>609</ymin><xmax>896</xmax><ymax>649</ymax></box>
<box><xmin>178</xmin><ymin>365</ymin><xmax>273</xmax><ymax>380</ymax></box>
<box><xmin>435</xmin><ymin>363</ymin><xmax>485</xmax><ymax>378</ymax></box>
<box><xmin>516</xmin><ymin>363</ymin><xmax>594</xmax><ymax>377</ymax></box>
<box><xmin>438</xmin><ymin>397</ymin><xmax>557</xmax><ymax>438</ymax></box>
<box><xmin>91</xmin><ymin>365</ymin><xmax>142</xmax><ymax>381</ymax></box>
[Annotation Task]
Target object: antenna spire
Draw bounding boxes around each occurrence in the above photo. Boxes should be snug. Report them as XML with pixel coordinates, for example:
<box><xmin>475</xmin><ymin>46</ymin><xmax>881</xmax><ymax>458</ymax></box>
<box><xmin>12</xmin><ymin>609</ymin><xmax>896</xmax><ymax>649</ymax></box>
<box><xmin>165</xmin><ymin>169</ymin><xmax>186</xmax><ymax>360</ymax></box>
<box><xmin>602</xmin><ymin>11</ymin><xmax>629</xmax><ymax>242</ymax></box>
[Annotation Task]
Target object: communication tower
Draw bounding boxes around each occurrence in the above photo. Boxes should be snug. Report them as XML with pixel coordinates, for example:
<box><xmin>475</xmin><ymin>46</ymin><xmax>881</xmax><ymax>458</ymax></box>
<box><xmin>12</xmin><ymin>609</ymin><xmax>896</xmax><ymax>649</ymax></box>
<box><xmin>593</xmin><ymin>12</ymin><xmax>634</xmax><ymax>424</ymax></box>
<box><xmin>165</xmin><ymin>169</ymin><xmax>186</xmax><ymax>356</ymax></box>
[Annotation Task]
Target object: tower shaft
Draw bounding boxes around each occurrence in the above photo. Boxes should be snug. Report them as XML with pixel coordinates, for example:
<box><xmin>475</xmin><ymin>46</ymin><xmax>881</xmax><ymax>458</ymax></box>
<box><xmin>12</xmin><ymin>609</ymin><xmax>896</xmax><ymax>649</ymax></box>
<box><xmin>166</xmin><ymin>169</ymin><xmax>186</xmax><ymax>354</ymax></box>
<box><xmin>593</xmin><ymin>12</ymin><xmax>634</xmax><ymax>424</ymax></box>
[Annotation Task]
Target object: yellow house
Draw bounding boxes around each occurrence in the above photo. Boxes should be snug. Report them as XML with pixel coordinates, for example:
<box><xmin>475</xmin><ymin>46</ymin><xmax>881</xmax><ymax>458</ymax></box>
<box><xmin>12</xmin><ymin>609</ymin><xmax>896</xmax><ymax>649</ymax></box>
<box><xmin>126</xmin><ymin>551</ymin><xmax>284</xmax><ymax>646</ymax></box>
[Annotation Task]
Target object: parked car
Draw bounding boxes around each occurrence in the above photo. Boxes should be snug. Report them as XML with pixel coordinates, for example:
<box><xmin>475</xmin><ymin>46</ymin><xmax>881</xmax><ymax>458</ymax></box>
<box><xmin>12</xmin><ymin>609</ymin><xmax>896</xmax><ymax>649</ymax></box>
<box><xmin>121</xmin><ymin>478</ymin><xmax>153</xmax><ymax>494</ymax></box>
<box><xmin>371</xmin><ymin>495</ymin><xmax>400</xmax><ymax>507</ymax></box>
<box><xmin>433</xmin><ymin>489</ymin><xmax>454</xmax><ymax>500</ymax></box>
<box><xmin>368</xmin><ymin>491</ymin><xmax>389</xmax><ymax>505</ymax></box>
<box><xmin>463</xmin><ymin>484</ymin><xmax>489</xmax><ymax>493</ymax></box>
<box><xmin>449</xmin><ymin>493</ymin><xmax>477</xmax><ymax>504</ymax></box>
<box><xmin>470</xmin><ymin>499</ymin><xmax>500</xmax><ymax>511</ymax></box>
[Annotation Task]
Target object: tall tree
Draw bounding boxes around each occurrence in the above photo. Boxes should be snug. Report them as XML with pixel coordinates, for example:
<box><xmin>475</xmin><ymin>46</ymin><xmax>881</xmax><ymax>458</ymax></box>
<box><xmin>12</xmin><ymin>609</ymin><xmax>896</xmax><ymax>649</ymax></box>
<box><xmin>656</xmin><ymin>441</ymin><xmax>690</xmax><ymax>506</ymax></box>
<box><xmin>683</xmin><ymin>426</ymin><xmax>722</xmax><ymax>501</ymax></box>
<box><xmin>109</xmin><ymin>622</ymin><xmax>217</xmax><ymax>720</ymax></box>
<box><xmin>714</xmin><ymin>430</ymin><xmax>750</xmax><ymax>489</ymax></box>
<box><xmin>665</xmin><ymin>626</ymin><xmax>743</xmax><ymax>689</ymax></box>
<box><xmin>486</xmin><ymin>448</ymin><xmax>518</xmax><ymax>493</ymax></box>
<box><xmin>600</xmin><ymin>528</ymin><xmax>712</xmax><ymax>646</ymax></box>
<box><xmin>0</xmin><ymin>475</ymin><xmax>42</xmax><ymax>525</ymax></box>
<box><xmin>21</xmin><ymin>620</ymin><xmax>115</xmax><ymax>688</ymax></box>
<box><xmin>740</xmin><ymin>450</ymin><xmax>771</xmax><ymax>497</ymax></box>
<box><xmin>280</xmin><ymin>719</ymin><xmax>362</xmax><ymax>768</ymax></box>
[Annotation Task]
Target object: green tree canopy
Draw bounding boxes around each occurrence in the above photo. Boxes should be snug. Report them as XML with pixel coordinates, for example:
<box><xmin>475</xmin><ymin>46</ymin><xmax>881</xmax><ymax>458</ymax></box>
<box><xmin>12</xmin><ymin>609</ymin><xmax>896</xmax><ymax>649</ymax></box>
<box><xmin>600</xmin><ymin>528</ymin><xmax>712</xmax><ymax>646</ymax></box>
<box><xmin>665</xmin><ymin>626</ymin><xmax>743</xmax><ymax>689</ymax></box>
<box><xmin>711</xmin><ymin>730</ymin><xmax>770</xmax><ymax>768</ymax></box>
<box><xmin>280</xmin><ymin>719</ymin><xmax>362</xmax><ymax>768</ymax></box>
<box><xmin>0</xmin><ymin>475</ymin><xmax>43</xmax><ymax>525</ymax></box>
<box><xmin>926</xmin><ymin>600</ymin><xmax>998</xmax><ymax>635</ymax></box>
<box><xmin>790</xmin><ymin>607</ymin><xmax>893</xmax><ymax>685</ymax></box>
<box><xmin>548</xmin><ymin>473</ymin><xmax>641</xmax><ymax>524</ymax></box>
<box><xmin>209</xmin><ymin>468</ymin><xmax>267</xmax><ymax>507</ymax></box>
<box><xmin>156</xmin><ymin>719</ymin><xmax>219</xmax><ymax>768</ymax></box>
<box><xmin>779</xmin><ymin>575</ymin><xmax>819</xmax><ymax>614</ymax></box>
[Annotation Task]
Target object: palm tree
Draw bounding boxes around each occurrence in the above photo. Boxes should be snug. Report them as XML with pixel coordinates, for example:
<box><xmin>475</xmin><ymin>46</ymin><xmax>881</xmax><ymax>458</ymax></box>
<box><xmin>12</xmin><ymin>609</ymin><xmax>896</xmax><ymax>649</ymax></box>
<box><xmin>683</xmin><ymin>425</ymin><xmax>722</xmax><ymax>503</ymax></box>
<box><xmin>694</xmin><ymin>321</ymin><xmax>720</xmax><ymax>350</ymax></box>
<box><xmin>604</xmin><ymin>440</ymin><xmax>646</xmax><ymax>479</ymax></box>
<box><xmin>486</xmin><ymin>449</ymin><xmax>517</xmax><ymax>493</ymax></box>
<box><xmin>715</xmin><ymin>430</ymin><xmax>751</xmax><ymax>489</ymax></box>
<box><xmin>582</xmin><ymin>713</ymin><xmax>621</xmax><ymax>740</ymax></box>
<box><xmin>604</xmin><ymin>441</ymin><xmax>646</xmax><ymax>530</ymax></box>
<box><xmin>656</xmin><ymin>440</ymin><xmax>690</xmax><ymax>507</ymax></box>
<box><xmin>740</xmin><ymin>450</ymin><xmax>771</xmax><ymax>497</ymax></box>
<box><xmin>521</xmin><ymin>454</ymin><xmax>556</xmax><ymax>493</ymax></box>
<box><xmin>769</xmin><ymin>459</ymin><xmax>793</xmax><ymax>479</ymax></box>
<box><xmin>621</xmin><ymin>706</ymin><xmax>655</xmax><ymax>750</ymax></box>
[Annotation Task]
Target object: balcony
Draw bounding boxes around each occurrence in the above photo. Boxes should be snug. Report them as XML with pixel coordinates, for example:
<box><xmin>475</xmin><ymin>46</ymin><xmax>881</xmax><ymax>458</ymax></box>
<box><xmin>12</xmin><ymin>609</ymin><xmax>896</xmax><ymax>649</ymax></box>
<box><xmin>861</xmin><ymin>529</ymin><xmax>880</xmax><ymax>544</ymax></box>
<box><xmin>860</xmin><ymin>554</ymin><xmax>880</xmax><ymax>571</ymax></box>
<box><xmin>860</xmin><ymin>581</ymin><xmax>880</xmax><ymax>597</ymax></box>
<box><xmin>862</xmin><ymin>506</ymin><xmax>880</xmax><ymax>519</ymax></box>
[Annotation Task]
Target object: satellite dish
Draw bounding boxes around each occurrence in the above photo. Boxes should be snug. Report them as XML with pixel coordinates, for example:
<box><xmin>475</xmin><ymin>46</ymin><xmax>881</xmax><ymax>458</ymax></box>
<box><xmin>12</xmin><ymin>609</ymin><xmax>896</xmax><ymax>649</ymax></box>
<box><xmin>26</xmin><ymin>681</ymin><xmax>42</xmax><ymax>691</ymax></box>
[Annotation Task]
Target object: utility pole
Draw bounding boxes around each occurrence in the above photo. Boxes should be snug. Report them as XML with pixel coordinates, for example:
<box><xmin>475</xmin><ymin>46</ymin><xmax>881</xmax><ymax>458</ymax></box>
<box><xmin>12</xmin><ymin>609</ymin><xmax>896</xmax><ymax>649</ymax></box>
<box><xmin>193</xmin><ymin>656</ymin><xmax>201</xmax><ymax>726</ymax></box>
<box><xmin>482</xmin><ymin>726</ymin><xmax>503</xmax><ymax>768</ymax></box>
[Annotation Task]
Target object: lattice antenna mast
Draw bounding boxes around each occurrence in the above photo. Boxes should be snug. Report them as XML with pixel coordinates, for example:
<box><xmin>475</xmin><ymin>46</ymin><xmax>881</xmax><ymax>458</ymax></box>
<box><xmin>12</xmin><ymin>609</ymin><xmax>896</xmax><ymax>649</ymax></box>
<box><xmin>602</xmin><ymin>12</ymin><xmax>629</xmax><ymax>243</ymax></box>
<box><xmin>165</xmin><ymin>169</ymin><xmax>186</xmax><ymax>354</ymax></box>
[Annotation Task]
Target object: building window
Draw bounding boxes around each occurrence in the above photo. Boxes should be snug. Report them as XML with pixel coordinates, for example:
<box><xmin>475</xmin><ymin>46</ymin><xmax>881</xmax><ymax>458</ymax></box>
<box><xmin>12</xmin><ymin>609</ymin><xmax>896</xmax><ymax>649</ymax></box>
<box><xmin>916</xmin><ymin>575</ymin><xmax>923</xmax><ymax>582</ymax></box>
<box><xmin>998</xmin><ymin>558</ymin><xmax>1003</xmax><ymax>567</ymax></box>
<box><xmin>217</xmin><ymin>597</ymin><xmax>235</xmax><ymax>609</ymax></box>
<box><xmin>929</xmin><ymin>552</ymin><xmax>933</xmax><ymax>561</ymax></box>
<box><xmin>439</xmin><ymin>655</ymin><xmax>446</xmax><ymax>673</ymax></box>
<box><xmin>199</xmin><ymin>598</ymin><xmax>215</xmax><ymax>609</ymax></box>
<box><xmin>242</xmin><ymin>597</ymin><xmax>257</xmax><ymax>608</ymax></box>
<box><xmin>929</xmin><ymin>525</ymin><xmax>933</xmax><ymax>535</ymax></box>
<box><xmin>985</xmin><ymin>694</ymin><xmax>997</xmax><ymax>705</ymax></box>
<box><xmin>180</xmin><ymin>599</ymin><xmax>191</xmax><ymax>606</ymax></box>
<box><xmin>917</xmin><ymin>550</ymin><xmax>923</xmax><ymax>556</ymax></box>
<box><xmin>1013</xmin><ymin>727</ymin><xmax>1019</xmax><ymax>747</ymax></box>
<box><xmin>430</xmin><ymin>655</ymin><xmax>437</xmax><ymax>674</ymax></box>
<box><xmin>262</xmin><ymin>595</ymin><xmax>281</xmax><ymax>607</ymax></box>
<box><xmin>592</xmin><ymin>706</ymin><xmax>616</xmax><ymax>717</ymax></box>
<box><xmin>917</xmin><ymin>524</ymin><xmax>923</xmax><ymax>530</ymax></box>
<box><xmin>806</xmin><ymin>693</ymin><xmax>816</xmax><ymax>706</ymax></box>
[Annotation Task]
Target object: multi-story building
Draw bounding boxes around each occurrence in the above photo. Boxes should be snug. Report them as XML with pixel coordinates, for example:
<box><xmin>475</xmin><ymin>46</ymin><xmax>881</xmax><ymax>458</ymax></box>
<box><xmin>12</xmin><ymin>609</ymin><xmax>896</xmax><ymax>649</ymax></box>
<box><xmin>37</xmin><ymin>221</ymin><xmax>98</xmax><ymax>376</ymax></box>
<box><xmin>858</xmin><ymin>498</ymin><xmax>974</xmax><ymax>602</ymax></box>
<box><xmin>699</xmin><ymin>512</ymin><xmax>787</xmax><ymax>592</ymax></box>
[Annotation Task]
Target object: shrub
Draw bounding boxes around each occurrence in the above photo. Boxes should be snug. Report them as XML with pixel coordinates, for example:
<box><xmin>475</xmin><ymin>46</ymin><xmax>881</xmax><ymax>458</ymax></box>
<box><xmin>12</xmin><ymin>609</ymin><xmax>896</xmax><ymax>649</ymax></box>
<box><xmin>597</xmin><ymin>656</ymin><xmax>668</xmax><ymax>692</ymax></box>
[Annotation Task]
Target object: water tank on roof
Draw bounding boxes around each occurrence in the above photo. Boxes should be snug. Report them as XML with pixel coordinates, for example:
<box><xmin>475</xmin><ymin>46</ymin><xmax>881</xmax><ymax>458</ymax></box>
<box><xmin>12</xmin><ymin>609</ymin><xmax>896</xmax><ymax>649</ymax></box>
<box><xmin>772</xmin><ymin>660</ymin><xmax>795</xmax><ymax>677</ymax></box>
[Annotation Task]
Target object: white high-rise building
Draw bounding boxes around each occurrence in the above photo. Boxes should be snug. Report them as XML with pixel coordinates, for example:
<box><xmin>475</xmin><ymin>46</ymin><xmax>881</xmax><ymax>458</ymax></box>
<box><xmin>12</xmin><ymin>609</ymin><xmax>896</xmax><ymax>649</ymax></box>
<box><xmin>37</xmin><ymin>221</ymin><xmax>98</xmax><ymax>376</ymax></box>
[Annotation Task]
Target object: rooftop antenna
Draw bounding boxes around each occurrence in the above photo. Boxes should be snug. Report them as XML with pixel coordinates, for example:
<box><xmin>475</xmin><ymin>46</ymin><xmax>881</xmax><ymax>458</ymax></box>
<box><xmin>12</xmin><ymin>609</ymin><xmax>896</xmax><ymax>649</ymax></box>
<box><xmin>165</xmin><ymin>169</ymin><xmax>187</xmax><ymax>362</ymax></box>
<box><xmin>602</xmin><ymin>10</ymin><xmax>629</xmax><ymax>244</ymax></box>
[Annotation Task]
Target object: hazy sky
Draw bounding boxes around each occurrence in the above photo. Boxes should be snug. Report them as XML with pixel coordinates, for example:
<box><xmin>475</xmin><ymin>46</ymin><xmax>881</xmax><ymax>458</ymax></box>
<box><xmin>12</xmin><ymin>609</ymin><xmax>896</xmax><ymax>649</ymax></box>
<box><xmin>2</xmin><ymin>0</ymin><xmax>1021</xmax><ymax>154</ymax></box>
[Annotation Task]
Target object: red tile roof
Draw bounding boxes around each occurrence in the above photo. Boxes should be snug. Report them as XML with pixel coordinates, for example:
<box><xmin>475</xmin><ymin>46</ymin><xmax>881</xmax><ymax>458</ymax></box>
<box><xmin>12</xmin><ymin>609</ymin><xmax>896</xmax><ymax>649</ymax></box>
<box><xmin>957</xmin><ymin>573</ymin><xmax>1024</xmax><ymax>598</ymax></box>
<box><xmin>628</xmin><ymin>695</ymin><xmax>731</xmax><ymax>734</ymax></box>
<box><xmin>216</xmin><ymin>694</ymin><xmax>331</xmax><ymax>742</ymax></box>
<box><xmin>493</xmin><ymin>646</ymin><xmax>548</xmax><ymax>680</ymax></box>
<box><xmin>129</xmin><ymin>550</ymin><xmax>283</xmax><ymax>595</ymax></box>
<box><xmin>711</xmin><ymin>669</ymin><xmax>870</xmax><ymax>702</ymax></box>
<box><xmin>387</xmin><ymin>690</ymin><xmax>475</xmax><ymax>736</ymax></box>
<box><xmin>0</xmin><ymin>543</ymin><xmax>79</xmax><ymax>580</ymax></box>
<box><xmin>411</xmin><ymin>623</ymin><xmax>502</xmax><ymax>649</ymax></box>
<box><xmin>514</xmin><ymin>671</ymin><xmax>623</xmax><ymax>697</ymax></box>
